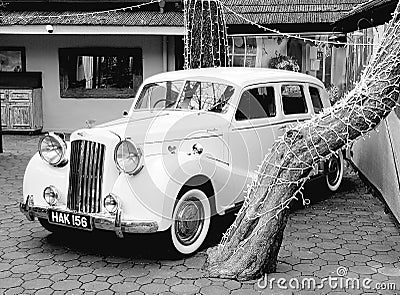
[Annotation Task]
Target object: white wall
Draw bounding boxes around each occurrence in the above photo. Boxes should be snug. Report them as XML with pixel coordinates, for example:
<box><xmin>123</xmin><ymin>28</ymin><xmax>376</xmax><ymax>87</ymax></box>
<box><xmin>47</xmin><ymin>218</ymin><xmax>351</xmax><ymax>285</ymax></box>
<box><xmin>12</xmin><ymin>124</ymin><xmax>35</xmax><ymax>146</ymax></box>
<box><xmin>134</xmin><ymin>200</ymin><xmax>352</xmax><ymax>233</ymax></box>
<box><xmin>1</xmin><ymin>34</ymin><xmax>174</xmax><ymax>132</ymax></box>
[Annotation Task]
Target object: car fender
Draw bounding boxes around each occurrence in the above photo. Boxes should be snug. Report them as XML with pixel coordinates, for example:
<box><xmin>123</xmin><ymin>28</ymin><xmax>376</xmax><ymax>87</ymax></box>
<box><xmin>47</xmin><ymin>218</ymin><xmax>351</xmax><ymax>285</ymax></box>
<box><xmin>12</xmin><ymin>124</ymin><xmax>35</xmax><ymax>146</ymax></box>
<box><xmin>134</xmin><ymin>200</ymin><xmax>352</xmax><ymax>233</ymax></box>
<box><xmin>23</xmin><ymin>153</ymin><xmax>70</xmax><ymax>207</ymax></box>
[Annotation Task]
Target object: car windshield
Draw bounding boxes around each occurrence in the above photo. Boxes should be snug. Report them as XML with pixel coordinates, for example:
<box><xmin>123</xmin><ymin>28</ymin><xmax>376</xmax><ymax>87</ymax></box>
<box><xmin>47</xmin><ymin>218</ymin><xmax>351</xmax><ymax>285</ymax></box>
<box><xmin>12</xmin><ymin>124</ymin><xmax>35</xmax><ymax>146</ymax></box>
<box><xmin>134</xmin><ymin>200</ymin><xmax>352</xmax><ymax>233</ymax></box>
<box><xmin>134</xmin><ymin>80</ymin><xmax>234</xmax><ymax>113</ymax></box>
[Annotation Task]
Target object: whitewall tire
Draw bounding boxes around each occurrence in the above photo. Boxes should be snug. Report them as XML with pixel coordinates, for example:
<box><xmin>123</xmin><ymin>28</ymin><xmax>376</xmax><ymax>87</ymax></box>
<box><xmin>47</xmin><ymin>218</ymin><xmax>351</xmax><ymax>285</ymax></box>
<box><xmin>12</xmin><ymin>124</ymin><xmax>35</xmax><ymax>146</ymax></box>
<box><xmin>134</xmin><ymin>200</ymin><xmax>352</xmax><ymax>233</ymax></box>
<box><xmin>171</xmin><ymin>189</ymin><xmax>211</xmax><ymax>255</ymax></box>
<box><xmin>325</xmin><ymin>150</ymin><xmax>344</xmax><ymax>192</ymax></box>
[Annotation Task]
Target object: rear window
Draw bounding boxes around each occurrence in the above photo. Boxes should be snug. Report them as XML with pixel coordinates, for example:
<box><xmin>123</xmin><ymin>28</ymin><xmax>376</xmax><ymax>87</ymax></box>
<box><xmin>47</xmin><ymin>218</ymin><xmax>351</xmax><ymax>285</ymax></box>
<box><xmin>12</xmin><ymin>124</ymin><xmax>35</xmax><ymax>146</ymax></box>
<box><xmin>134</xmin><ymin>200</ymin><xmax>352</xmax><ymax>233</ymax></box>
<box><xmin>281</xmin><ymin>84</ymin><xmax>308</xmax><ymax>115</ymax></box>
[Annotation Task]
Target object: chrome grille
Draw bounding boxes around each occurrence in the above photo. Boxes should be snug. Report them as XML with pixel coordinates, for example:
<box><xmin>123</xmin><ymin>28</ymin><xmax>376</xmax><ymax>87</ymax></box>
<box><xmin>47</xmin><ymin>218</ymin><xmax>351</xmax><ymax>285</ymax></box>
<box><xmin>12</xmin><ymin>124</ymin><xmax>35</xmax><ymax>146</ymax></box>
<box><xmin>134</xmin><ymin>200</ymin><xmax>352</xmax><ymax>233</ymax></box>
<box><xmin>67</xmin><ymin>140</ymin><xmax>105</xmax><ymax>213</ymax></box>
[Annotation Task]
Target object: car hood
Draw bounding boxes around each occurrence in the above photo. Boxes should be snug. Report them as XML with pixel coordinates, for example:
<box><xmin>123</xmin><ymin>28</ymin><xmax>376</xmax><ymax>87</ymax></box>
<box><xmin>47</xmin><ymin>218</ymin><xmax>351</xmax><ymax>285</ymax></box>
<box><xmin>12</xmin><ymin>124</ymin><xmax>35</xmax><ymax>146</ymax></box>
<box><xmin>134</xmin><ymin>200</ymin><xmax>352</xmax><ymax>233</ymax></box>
<box><xmin>89</xmin><ymin>110</ymin><xmax>229</xmax><ymax>145</ymax></box>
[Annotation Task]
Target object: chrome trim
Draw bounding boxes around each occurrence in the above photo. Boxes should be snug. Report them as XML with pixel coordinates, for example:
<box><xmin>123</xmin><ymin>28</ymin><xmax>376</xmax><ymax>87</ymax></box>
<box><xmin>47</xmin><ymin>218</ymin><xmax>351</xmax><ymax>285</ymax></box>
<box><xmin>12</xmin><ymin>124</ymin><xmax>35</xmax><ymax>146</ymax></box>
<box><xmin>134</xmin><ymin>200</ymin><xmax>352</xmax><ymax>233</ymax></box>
<box><xmin>67</xmin><ymin>140</ymin><xmax>105</xmax><ymax>214</ymax></box>
<box><xmin>20</xmin><ymin>202</ymin><xmax>158</xmax><ymax>235</ymax></box>
<box><xmin>114</xmin><ymin>139</ymin><xmax>144</xmax><ymax>175</ymax></box>
<box><xmin>38</xmin><ymin>133</ymin><xmax>68</xmax><ymax>167</ymax></box>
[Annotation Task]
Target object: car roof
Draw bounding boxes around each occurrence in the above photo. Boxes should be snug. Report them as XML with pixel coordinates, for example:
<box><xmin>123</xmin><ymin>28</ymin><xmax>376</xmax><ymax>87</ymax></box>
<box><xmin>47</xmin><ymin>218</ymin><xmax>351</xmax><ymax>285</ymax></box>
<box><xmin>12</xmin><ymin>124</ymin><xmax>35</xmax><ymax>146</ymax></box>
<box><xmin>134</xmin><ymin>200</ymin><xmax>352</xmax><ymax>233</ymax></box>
<box><xmin>145</xmin><ymin>67</ymin><xmax>325</xmax><ymax>88</ymax></box>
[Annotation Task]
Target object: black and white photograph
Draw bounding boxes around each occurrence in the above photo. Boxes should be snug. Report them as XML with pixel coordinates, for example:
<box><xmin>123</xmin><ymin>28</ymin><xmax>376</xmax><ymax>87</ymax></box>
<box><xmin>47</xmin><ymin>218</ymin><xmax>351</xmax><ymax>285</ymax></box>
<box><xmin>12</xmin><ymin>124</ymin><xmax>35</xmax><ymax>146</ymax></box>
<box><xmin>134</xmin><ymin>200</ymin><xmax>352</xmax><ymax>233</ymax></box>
<box><xmin>1</xmin><ymin>0</ymin><xmax>400</xmax><ymax>294</ymax></box>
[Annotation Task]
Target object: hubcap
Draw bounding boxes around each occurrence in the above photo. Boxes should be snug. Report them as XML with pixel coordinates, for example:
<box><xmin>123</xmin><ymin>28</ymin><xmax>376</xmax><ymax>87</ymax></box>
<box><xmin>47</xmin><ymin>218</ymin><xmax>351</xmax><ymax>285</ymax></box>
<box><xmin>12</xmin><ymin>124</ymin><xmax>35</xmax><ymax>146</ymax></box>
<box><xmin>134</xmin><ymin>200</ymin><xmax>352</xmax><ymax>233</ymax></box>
<box><xmin>327</xmin><ymin>156</ymin><xmax>341</xmax><ymax>185</ymax></box>
<box><xmin>175</xmin><ymin>196</ymin><xmax>205</xmax><ymax>246</ymax></box>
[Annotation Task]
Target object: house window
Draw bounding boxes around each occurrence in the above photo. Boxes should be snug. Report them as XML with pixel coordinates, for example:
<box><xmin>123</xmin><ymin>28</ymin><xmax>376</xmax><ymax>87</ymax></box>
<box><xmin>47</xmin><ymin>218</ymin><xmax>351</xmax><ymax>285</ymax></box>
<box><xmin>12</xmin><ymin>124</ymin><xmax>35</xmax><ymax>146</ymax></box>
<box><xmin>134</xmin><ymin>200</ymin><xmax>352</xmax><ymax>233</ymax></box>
<box><xmin>59</xmin><ymin>48</ymin><xmax>142</xmax><ymax>99</ymax></box>
<box><xmin>0</xmin><ymin>47</ymin><xmax>26</xmax><ymax>72</ymax></box>
<box><xmin>235</xmin><ymin>86</ymin><xmax>276</xmax><ymax>121</ymax></box>
<box><xmin>281</xmin><ymin>84</ymin><xmax>308</xmax><ymax>115</ymax></box>
<box><xmin>229</xmin><ymin>37</ymin><xmax>257</xmax><ymax>67</ymax></box>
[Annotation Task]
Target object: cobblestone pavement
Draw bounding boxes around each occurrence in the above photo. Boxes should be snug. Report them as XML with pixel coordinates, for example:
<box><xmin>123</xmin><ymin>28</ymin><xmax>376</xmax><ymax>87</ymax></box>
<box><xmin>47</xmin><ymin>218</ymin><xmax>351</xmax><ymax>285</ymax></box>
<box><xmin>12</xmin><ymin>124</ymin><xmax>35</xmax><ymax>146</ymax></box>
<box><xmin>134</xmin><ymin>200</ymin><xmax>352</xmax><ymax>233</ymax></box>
<box><xmin>1</xmin><ymin>134</ymin><xmax>400</xmax><ymax>294</ymax></box>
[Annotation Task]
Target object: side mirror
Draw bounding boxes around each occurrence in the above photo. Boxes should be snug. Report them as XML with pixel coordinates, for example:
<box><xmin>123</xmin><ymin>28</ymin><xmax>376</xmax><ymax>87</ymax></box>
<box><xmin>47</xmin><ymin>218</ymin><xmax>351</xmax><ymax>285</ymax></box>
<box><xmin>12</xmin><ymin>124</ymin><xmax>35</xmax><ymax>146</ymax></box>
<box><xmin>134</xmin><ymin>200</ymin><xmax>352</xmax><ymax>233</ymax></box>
<box><xmin>122</xmin><ymin>110</ymin><xmax>128</xmax><ymax>117</ymax></box>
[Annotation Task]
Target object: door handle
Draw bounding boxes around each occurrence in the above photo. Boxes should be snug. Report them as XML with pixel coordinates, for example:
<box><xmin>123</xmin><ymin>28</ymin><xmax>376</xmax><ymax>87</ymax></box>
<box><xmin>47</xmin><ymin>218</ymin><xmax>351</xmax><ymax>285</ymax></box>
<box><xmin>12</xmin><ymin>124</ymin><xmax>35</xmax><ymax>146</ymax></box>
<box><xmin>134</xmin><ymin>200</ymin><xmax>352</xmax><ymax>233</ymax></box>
<box><xmin>207</xmin><ymin>128</ymin><xmax>218</xmax><ymax>133</ymax></box>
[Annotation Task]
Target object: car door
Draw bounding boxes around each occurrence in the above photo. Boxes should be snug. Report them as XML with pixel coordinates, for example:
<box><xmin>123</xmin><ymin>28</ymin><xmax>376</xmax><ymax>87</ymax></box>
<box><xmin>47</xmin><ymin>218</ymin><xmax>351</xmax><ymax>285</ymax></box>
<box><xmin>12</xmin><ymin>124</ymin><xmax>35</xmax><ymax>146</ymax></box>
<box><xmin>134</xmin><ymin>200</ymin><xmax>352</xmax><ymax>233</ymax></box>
<box><xmin>221</xmin><ymin>84</ymin><xmax>286</xmax><ymax>210</ymax></box>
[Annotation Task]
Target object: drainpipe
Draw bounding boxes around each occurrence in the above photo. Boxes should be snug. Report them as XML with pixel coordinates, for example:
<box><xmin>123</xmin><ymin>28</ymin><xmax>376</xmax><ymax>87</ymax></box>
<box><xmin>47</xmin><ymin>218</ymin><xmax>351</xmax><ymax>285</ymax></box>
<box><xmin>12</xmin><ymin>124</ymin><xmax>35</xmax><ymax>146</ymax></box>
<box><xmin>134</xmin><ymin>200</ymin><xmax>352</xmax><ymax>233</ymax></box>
<box><xmin>162</xmin><ymin>36</ymin><xmax>168</xmax><ymax>72</ymax></box>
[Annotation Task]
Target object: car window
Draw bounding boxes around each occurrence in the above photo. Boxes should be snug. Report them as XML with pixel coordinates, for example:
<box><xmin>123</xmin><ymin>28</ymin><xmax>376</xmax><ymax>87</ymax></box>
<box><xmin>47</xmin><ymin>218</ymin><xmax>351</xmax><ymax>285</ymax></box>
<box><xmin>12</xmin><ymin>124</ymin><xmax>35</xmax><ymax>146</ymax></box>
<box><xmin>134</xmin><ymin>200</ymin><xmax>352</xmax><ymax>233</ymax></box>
<box><xmin>309</xmin><ymin>86</ymin><xmax>324</xmax><ymax>114</ymax></box>
<box><xmin>281</xmin><ymin>84</ymin><xmax>308</xmax><ymax>115</ymax></box>
<box><xmin>235</xmin><ymin>86</ymin><xmax>276</xmax><ymax>121</ymax></box>
<box><xmin>177</xmin><ymin>81</ymin><xmax>234</xmax><ymax>113</ymax></box>
<box><xmin>135</xmin><ymin>81</ymin><xmax>184</xmax><ymax>109</ymax></box>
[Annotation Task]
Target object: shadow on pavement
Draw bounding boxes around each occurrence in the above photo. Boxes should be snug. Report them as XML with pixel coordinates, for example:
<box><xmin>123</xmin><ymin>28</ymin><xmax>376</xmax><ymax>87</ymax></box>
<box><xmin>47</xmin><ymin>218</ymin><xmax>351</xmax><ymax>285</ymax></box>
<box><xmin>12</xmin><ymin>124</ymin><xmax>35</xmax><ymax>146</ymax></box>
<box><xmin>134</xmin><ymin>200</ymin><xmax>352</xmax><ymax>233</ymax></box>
<box><xmin>43</xmin><ymin>174</ymin><xmax>359</xmax><ymax>261</ymax></box>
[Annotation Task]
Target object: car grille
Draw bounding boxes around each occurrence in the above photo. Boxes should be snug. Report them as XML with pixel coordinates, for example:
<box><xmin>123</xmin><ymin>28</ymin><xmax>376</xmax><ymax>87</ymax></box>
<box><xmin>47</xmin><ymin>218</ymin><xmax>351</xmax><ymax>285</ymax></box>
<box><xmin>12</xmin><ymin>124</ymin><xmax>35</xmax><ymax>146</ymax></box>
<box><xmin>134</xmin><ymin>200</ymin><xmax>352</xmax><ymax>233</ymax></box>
<box><xmin>67</xmin><ymin>140</ymin><xmax>105</xmax><ymax>213</ymax></box>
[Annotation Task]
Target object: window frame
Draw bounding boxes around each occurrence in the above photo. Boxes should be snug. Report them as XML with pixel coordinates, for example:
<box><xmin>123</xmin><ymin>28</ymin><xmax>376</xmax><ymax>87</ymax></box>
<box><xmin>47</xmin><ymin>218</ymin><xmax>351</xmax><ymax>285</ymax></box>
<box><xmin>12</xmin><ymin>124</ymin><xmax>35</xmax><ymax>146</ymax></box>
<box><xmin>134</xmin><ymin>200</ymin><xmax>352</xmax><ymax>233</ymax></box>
<box><xmin>234</xmin><ymin>84</ymin><xmax>278</xmax><ymax>122</ymax></box>
<box><xmin>280</xmin><ymin>83</ymin><xmax>311</xmax><ymax>117</ymax></box>
<box><xmin>308</xmin><ymin>85</ymin><xmax>324</xmax><ymax>114</ymax></box>
<box><xmin>58</xmin><ymin>47</ymin><xmax>143</xmax><ymax>99</ymax></box>
<box><xmin>0</xmin><ymin>47</ymin><xmax>26</xmax><ymax>72</ymax></box>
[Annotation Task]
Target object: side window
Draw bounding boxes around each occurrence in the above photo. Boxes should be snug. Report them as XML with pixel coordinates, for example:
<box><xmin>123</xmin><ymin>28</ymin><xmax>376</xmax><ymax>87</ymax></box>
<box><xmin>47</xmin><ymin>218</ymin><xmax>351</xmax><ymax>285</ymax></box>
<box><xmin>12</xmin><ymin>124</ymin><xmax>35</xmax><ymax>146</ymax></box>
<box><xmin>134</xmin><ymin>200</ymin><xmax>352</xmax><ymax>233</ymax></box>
<box><xmin>281</xmin><ymin>84</ymin><xmax>308</xmax><ymax>115</ymax></box>
<box><xmin>178</xmin><ymin>81</ymin><xmax>234</xmax><ymax>112</ymax></box>
<box><xmin>309</xmin><ymin>86</ymin><xmax>323</xmax><ymax>114</ymax></box>
<box><xmin>235</xmin><ymin>86</ymin><xmax>276</xmax><ymax>121</ymax></box>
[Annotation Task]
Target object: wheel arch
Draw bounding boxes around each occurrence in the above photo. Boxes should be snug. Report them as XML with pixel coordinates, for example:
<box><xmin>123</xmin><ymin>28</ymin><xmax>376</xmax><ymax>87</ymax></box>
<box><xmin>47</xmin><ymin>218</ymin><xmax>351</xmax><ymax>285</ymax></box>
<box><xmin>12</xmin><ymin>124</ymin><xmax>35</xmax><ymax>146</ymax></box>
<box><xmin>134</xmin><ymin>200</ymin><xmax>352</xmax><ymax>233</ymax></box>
<box><xmin>176</xmin><ymin>175</ymin><xmax>217</xmax><ymax>216</ymax></box>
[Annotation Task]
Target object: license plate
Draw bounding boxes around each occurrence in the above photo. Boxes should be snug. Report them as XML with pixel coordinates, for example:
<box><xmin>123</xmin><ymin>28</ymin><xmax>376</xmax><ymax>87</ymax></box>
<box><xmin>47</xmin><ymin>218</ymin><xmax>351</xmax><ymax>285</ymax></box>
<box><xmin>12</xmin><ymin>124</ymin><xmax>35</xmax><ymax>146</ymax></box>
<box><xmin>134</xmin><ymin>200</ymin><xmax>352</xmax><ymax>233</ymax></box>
<box><xmin>48</xmin><ymin>209</ymin><xmax>93</xmax><ymax>231</ymax></box>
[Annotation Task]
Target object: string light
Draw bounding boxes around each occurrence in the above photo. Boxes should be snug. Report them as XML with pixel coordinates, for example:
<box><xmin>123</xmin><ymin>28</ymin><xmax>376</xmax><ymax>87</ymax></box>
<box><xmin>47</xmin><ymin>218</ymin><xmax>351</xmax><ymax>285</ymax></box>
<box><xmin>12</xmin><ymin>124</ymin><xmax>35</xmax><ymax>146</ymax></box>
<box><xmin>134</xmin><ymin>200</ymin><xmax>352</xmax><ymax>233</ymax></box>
<box><xmin>221</xmin><ymin>3</ymin><xmax>380</xmax><ymax>47</ymax></box>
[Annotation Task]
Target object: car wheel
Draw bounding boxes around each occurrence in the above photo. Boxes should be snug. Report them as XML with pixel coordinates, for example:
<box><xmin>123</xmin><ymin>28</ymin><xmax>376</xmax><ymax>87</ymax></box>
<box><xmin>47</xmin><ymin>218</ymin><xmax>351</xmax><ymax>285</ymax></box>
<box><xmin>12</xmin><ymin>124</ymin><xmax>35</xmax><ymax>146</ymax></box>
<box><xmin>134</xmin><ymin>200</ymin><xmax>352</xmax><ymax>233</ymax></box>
<box><xmin>325</xmin><ymin>150</ymin><xmax>344</xmax><ymax>192</ymax></box>
<box><xmin>171</xmin><ymin>189</ymin><xmax>211</xmax><ymax>255</ymax></box>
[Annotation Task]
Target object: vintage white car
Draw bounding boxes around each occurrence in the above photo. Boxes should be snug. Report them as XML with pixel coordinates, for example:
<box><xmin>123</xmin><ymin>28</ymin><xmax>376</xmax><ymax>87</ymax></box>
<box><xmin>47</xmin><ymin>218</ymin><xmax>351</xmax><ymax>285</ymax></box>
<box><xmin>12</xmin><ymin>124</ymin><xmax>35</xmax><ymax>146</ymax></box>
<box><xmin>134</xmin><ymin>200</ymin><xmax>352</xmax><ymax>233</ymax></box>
<box><xmin>21</xmin><ymin>67</ymin><xmax>344</xmax><ymax>254</ymax></box>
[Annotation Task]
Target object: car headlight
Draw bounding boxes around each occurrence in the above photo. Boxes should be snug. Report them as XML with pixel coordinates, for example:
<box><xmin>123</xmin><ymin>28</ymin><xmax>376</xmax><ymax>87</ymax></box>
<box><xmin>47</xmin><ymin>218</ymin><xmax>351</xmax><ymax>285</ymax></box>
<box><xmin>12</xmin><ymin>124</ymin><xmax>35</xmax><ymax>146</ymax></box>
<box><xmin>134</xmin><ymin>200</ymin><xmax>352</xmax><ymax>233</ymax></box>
<box><xmin>114</xmin><ymin>139</ymin><xmax>143</xmax><ymax>175</ymax></box>
<box><xmin>104</xmin><ymin>194</ymin><xmax>119</xmax><ymax>215</ymax></box>
<box><xmin>38</xmin><ymin>133</ymin><xmax>68</xmax><ymax>166</ymax></box>
<box><xmin>43</xmin><ymin>186</ymin><xmax>59</xmax><ymax>206</ymax></box>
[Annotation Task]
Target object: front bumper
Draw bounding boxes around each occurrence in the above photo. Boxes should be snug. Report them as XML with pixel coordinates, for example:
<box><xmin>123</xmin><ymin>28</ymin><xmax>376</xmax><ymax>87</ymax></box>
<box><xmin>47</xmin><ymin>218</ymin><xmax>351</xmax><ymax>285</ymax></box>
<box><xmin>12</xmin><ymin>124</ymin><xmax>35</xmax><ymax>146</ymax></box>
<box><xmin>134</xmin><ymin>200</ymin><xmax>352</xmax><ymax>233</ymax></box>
<box><xmin>20</xmin><ymin>195</ymin><xmax>158</xmax><ymax>238</ymax></box>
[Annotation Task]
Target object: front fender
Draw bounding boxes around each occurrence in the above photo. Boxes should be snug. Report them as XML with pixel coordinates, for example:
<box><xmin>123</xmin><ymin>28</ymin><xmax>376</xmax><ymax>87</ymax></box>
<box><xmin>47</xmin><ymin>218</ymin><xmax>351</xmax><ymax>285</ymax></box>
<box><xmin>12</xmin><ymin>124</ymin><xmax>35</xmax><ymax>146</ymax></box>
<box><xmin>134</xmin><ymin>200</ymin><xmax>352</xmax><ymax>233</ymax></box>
<box><xmin>111</xmin><ymin>151</ymin><xmax>227</xmax><ymax>231</ymax></box>
<box><xmin>23</xmin><ymin>153</ymin><xmax>70</xmax><ymax>207</ymax></box>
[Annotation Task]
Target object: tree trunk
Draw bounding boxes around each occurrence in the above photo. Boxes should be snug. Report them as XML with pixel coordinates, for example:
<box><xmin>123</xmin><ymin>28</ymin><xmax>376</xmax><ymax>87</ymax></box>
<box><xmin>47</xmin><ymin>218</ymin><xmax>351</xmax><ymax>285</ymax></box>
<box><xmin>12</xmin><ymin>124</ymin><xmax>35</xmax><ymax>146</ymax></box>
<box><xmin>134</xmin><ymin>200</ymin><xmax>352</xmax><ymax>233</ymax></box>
<box><xmin>206</xmin><ymin>4</ymin><xmax>400</xmax><ymax>280</ymax></box>
<box><xmin>184</xmin><ymin>0</ymin><xmax>229</xmax><ymax>69</ymax></box>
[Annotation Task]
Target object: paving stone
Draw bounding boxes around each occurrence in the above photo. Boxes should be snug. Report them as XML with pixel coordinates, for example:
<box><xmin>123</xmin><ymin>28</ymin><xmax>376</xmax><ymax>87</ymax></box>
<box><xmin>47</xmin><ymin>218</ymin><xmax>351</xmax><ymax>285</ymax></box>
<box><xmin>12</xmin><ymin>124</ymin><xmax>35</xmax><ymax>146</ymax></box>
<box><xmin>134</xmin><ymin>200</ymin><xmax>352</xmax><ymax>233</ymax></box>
<box><xmin>319</xmin><ymin>253</ymin><xmax>345</xmax><ymax>262</ymax></box>
<box><xmin>0</xmin><ymin>278</ymin><xmax>23</xmax><ymax>288</ymax></box>
<box><xmin>4</xmin><ymin>287</ymin><xmax>24</xmax><ymax>295</ymax></box>
<box><xmin>373</xmin><ymin>254</ymin><xmax>398</xmax><ymax>264</ymax></box>
<box><xmin>10</xmin><ymin>264</ymin><xmax>38</xmax><ymax>273</ymax></box>
<box><xmin>34</xmin><ymin>288</ymin><xmax>54</xmax><ymax>295</ymax></box>
<box><xmin>51</xmin><ymin>279</ymin><xmax>82</xmax><ymax>291</ymax></box>
<box><xmin>194</xmin><ymin>278</ymin><xmax>211</xmax><ymax>287</ymax></box>
<box><xmin>170</xmin><ymin>283</ymin><xmax>200</xmax><ymax>294</ymax></box>
<box><xmin>177</xmin><ymin>268</ymin><xmax>204</xmax><ymax>279</ymax></box>
<box><xmin>120</xmin><ymin>268</ymin><xmax>150</xmax><ymax>278</ymax></box>
<box><xmin>224</xmin><ymin>280</ymin><xmax>241</xmax><ymax>290</ymax></box>
<box><xmin>81</xmin><ymin>281</ymin><xmax>110</xmax><ymax>292</ymax></box>
<box><xmin>79</xmin><ymin>274</ymin><xmax>97</xmax><ymax>283</ymax></box>
<box><xmin>107</xmin><ymin>275</ymin><xmax>124</xmax><ymax>284</ymax></box>
<box><xmin>293</xmin><ymin>263</ymin><xmax>320</xmax><ymax>274</ymax></box>
<box><xmin>140</xmin><ymin>283</ymin><xmax>169</xmax><ymax>294</ymax></box>
<box><xmin>184</xmin><ymin>255</ymin><xmax>207</xmax><ymax>269</ymax></box>
<box><xmin>346</xmin><ymin>254</ymin><xmax>371</xmax><ymax>263</ymax></box>
<box><xmin>200</xmin><ymin>285</ymin><xmax>230</xmax><ymax>295</ymax></box>
<box><xmin>165</xmin><ymin>277</ymin><xmax>182</xmax><ymax>286</ymax></box>
<box><xmin>148</xmin><ymin>268</ymin><xmax>177</xmax><ymax>279</ymax></box>
<box><xmin>66</xmin><ymin>266</ymin><xmax>93</xmax><ymax>276</ymax></box>
<box><xmin>38</xmin><ymin>265</ymin><xmax>66</xmax><ymax>275</ymax></box>
<box><xmin>378</xmin><ymin>267</ymin><xmax>400</xmax><ymax>276</ymax></box>
<box><xmin>111</xmin><ymin>282</ymin><xmax>140</xmax><ymax>292</ymax></box>
<box><xmin>349</xmin><ymin>265</ymin><xmax>377</xmax><ymax>275</ymax></box>
<box><xmin>22</xmin><ymin>278</ymin><xmax>52</xmax><ymax>290</ymax></box>
<box><xmin>135</xmin><ymin>276</ymin><xmax>153</xmax><ymax>285</ymax></box>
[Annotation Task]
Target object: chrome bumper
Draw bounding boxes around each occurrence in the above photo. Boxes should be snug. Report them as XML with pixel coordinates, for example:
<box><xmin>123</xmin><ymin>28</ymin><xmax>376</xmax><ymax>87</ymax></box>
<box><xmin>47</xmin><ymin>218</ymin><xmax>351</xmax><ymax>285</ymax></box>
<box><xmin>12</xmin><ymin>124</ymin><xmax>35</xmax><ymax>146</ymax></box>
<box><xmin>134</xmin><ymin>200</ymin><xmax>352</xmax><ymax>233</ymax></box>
<box><xmin>20</xmin><ymin>195</ymin><xmax>158</xmax><ymax>237</ymax></box>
